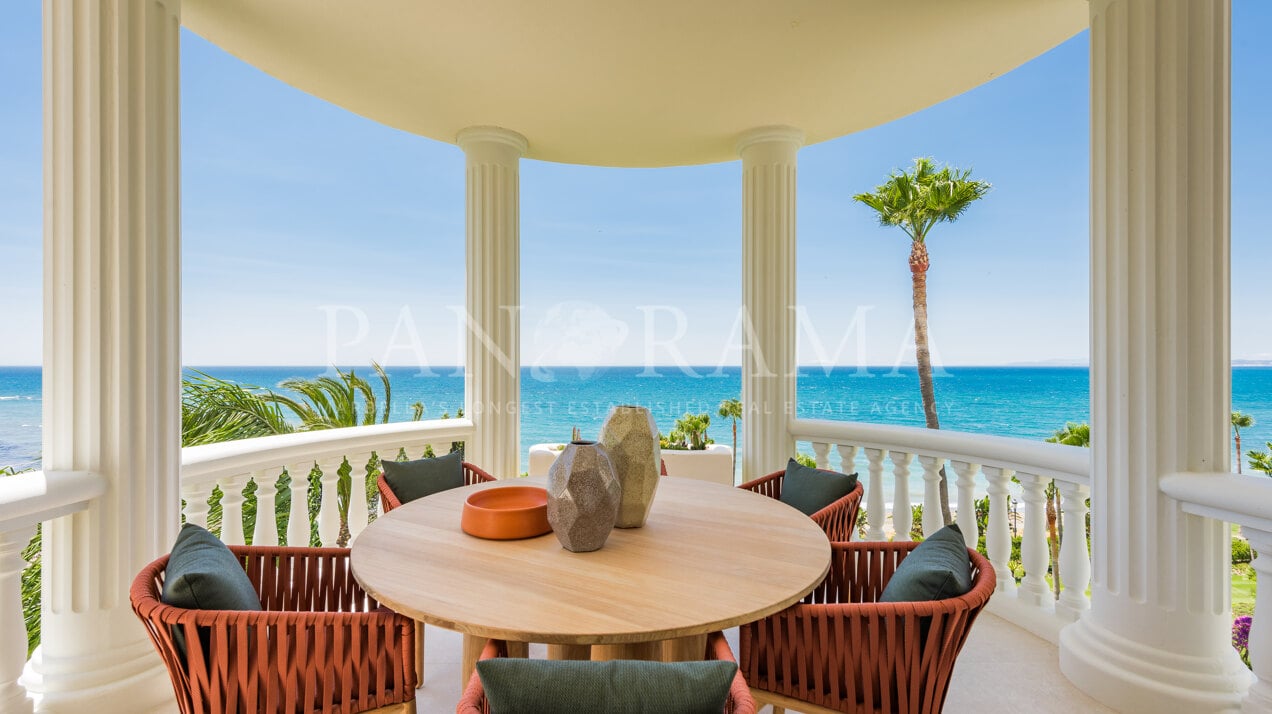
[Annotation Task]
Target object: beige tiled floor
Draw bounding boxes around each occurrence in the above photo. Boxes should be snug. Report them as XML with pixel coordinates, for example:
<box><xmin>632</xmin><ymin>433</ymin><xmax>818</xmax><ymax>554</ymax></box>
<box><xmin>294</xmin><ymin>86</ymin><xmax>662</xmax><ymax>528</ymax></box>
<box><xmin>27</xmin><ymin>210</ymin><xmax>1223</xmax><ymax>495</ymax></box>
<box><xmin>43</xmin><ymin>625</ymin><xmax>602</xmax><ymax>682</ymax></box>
<box><xmin>415</xmin><ymin>613</ymin><xmax>1115</xmax><ymax>713</ymax></box>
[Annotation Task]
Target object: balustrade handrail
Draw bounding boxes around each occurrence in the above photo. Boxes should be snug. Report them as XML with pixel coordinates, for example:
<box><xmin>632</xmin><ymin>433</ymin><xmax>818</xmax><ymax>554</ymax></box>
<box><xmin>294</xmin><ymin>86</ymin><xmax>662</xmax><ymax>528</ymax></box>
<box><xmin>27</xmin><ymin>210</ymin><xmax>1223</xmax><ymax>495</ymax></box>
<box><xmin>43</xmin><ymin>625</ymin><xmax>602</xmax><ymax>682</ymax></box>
<box><xmin>789</xmin><ymin>418</ymin><xmax>1090</xmax><ymax>484</ymax></box>
<box><xmin>181</xmin><ymin>418</ymin><xmax>476</xmax><ymax>485</ymax></box>
<box><xmin>1161</xmin><ymin>471</ymin><xmax>1272</xmax><ymax>532</ymax></box>
<box><xmin>0</xmin><ymin>470</ymin><xmax>105</xmax><ymax>531</ymax></box>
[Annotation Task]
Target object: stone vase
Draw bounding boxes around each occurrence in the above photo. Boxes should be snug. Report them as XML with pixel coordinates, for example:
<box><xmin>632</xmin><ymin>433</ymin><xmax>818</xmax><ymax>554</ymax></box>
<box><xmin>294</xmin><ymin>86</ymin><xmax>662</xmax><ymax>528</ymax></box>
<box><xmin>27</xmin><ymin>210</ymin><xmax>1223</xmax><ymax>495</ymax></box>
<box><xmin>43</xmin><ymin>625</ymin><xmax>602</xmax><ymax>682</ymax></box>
<box><xmin>598</xmin><ymin>405</ymin><xmax>661</xmax><ymax>528</ymax></box>
<box><xmin>546</xmin><ymin>440</ymin><xmax>622</xmax><ymax>552</ymax></box>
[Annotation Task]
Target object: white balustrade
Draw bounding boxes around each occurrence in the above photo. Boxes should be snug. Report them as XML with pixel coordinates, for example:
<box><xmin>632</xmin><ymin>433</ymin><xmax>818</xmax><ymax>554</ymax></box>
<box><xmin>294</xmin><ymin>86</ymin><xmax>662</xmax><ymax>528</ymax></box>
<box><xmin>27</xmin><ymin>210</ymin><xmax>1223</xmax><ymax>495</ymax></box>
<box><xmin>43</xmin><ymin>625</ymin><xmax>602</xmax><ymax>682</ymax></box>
<box><xmin>1016</xmin><ymin>472</ymin><xmax>1051</xmax><ymax>608</ymax></box>
<box><xmin>1056</xmin><ymin>480</ymin><xmax>1091</xmax><ymax>620</ymax></box>
<box><xmin>317</xmin><ymin>458</ymin><xmax>344</xmax><ymax>546</ymax></box>
<box><xmin>951</xmin><ymin>461</ymin><xmax>980</xmax><ymax>549</ymax></box>
<box><xmin>287</xmin><ymin>461</ymin><xmax>312</xmax><ymax>548</ymax></box>
<box><xmin>0</xmin><ymin>470</ymin><xmax>105</xmax><ymax>714</ymax></box>
<box><xmin>891</xmin><ymin>452</ymin><xmax>914</xmax><ymax>542</ymax></box>
<box><xmin>917</xmin><ymin>455</ymin><xmax>944</xmax><ymax>538</ymax></box>
<box><xmin>864</xmin><ymin>448</ymin><xmax>887</xmax><ymax>542</ymax></box>
<box><xmin>789</xmin><ymin>419</ymin><xmax>1091</xmax><ymax>643</ymax></box>
<box><xmin>216</xmin><ymin>473</ymin><xmax>248</xmax><ymax>545</ymax></box>
<box><xmin>984</xmin><ymin>466</ymin><xmax>1018</xmax><ymax>596</ymax></box>
<box><xmin>251</xmin><ymin>470</ymin><xmax>279</xmax><ymax>547</ymax></box>
<box><xmin>178</xmin><ymin>419</ymin><xmax>475</xmax><ymax>549</ymax></box>
<box><xmin>812</xmin><ymin>442</ymin><xmax>830</xmax><ymax>469</ymax></box>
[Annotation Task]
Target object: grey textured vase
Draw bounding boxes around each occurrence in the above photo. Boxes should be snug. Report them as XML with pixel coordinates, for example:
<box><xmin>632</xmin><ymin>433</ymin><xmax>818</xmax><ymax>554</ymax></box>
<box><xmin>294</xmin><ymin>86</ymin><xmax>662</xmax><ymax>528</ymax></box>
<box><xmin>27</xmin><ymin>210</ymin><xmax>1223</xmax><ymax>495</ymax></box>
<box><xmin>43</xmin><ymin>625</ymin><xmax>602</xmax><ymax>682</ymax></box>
<box><xmin>598</xmin><ymin>405</ymin><xmax>661</xmax><ymax>528</ymax></box>
<box><xmin>546</xmin><ymin>440</ymin><xmax>622</xmax><ymax>552</ymax></box>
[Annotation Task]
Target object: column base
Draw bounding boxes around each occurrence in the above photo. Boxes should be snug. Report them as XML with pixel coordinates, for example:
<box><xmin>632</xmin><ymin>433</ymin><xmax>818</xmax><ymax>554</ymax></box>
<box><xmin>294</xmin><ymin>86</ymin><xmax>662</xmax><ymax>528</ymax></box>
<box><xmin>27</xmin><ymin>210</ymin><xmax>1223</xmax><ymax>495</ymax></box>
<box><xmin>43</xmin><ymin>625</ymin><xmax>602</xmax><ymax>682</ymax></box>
<box><xmin>1060</xmin><ymin>615</ymin><xmax>1251</xmax><ymax>713</ymax></box>
<box><xmin>21</xmin><ymin>639</ymin><xmax>172</xmax><ymax>714</ymax></box>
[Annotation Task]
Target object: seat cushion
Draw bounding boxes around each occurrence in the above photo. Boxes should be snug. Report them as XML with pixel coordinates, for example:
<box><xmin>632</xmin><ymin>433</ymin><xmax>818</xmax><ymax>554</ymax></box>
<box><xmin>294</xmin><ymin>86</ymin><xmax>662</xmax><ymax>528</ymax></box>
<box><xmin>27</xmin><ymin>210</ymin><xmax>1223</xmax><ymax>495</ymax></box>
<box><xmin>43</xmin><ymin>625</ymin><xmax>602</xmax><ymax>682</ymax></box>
<box><xmin>778</xmin><ymin>457</ymin><xmax>859</xmax><ymax>516</ymax></box>
<box><xmin>879</xmin><ymin>523</ymin><xmax>973</xmax><ymax>602</ymax></box>
<box><xmin>161</xmin><ymin>523</ymin><xmax>263</xmax><ymax>656</ymax></box>
<box><xmin>381</xmin><ymin>449</ymin><xmax>465</xmax><ymax>504</ymax></box>
<box><xmin>476</xmin><ymin>658</ymin><xmax>737</xmax><ymax>714</ymax></box>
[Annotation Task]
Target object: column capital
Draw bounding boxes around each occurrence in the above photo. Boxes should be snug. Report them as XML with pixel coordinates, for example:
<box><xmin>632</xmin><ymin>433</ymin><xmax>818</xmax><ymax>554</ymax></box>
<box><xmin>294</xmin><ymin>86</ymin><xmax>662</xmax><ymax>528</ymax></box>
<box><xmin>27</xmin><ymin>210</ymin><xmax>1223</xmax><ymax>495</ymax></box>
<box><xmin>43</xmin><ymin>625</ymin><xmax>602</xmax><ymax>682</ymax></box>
<box><xmin>736</xmin><ymin>125</ymin><xmax>804</xmax><ymax>158</ymax></box>
<box><xmin>456</xmin><ymin>126</ymin><xmax>528</xmax><ymax>157</ymax></box>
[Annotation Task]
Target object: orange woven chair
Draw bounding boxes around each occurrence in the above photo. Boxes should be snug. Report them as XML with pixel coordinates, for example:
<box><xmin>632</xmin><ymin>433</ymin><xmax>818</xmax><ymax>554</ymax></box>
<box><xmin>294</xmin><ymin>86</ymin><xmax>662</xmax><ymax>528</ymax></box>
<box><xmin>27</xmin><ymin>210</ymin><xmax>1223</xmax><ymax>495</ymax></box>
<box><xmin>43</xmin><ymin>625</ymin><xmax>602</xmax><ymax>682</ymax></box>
<box><xmin>737</xmin><ymin>470</ymin><xmax>864</xmax><ymax>542</ymax></box>
<box><xmin>130</xmin><ymin>545</ymin><xmax>417</xmax><ymax>714</ymax></box>
<box><xmin>376</xmin><ymin>460</ymin><xmax>497</xmax><ymax>513</ymax></box>
<box><xmin>376</xmin><ymin>460</ymin><xmax>496</xmax><ymax>685</ymax></box>
<box><xmin>740</xmin><ymin>542</ymin><xmax>995</xmax><ymax>714</ymax></box>
<box><xmin>456</xmin><ymin>633</ymin><xmax>757</xmax><ymax>714</ymax></box>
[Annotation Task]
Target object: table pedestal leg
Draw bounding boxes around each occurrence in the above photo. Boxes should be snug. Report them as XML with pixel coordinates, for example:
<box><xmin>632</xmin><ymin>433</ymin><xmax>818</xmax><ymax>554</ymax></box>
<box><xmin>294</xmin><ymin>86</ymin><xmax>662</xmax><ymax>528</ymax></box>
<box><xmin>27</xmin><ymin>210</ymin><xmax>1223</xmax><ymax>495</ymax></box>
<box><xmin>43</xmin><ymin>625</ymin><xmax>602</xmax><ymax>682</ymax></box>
<box><xmin>546</xmin><ymin>644</ymin><xmax>591</xmax><ymax>660</ymax></box>
<box><xmin>591</xmin><ymin>642</ymin><xmax>659</xmax><ymax>661</ymax></box>
<box><xmin>461</xmin><ymin>634</ymin><xmax>486</xmax><ymax>689</ymax></box>
<box><xmin>505</xmin><ymin>641</ymin><xmax>529</xmax><ymax>658</ymax></box>
<box><xmin>660</xmin><ymin>634</ymin><xmax>708</xmax><ymax>662</ymax></box>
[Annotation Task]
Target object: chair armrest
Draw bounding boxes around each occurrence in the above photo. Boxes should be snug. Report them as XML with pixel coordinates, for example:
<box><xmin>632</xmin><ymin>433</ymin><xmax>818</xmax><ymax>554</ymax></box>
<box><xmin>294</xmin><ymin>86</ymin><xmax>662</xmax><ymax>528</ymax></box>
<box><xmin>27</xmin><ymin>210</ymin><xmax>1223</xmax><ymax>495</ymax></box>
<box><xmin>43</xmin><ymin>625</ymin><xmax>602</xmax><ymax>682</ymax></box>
<box><xmin>809</xmin><ymin>481</ymin><xmax>864</xmax><ymax>542</ymax></box>
<box><xmin>737</xmin><ymin>470</ymin><xmax>785</xmax><ymax>500</ymax></box>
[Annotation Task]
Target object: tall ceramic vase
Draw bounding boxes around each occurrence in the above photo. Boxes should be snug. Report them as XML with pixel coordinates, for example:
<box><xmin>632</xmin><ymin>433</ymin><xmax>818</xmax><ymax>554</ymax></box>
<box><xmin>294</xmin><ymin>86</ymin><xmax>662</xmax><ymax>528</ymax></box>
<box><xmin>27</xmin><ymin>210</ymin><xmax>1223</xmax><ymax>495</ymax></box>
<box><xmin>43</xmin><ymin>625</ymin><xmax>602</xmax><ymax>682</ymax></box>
<box><xmin>599</xmin><ymin>405</ymin><xmax>661</xmax><ymax>528</ymax></box>
<box><xmin>546</xmin><ymin>440</ymin><xmax>622</xmax><ymax>552</ymax></box>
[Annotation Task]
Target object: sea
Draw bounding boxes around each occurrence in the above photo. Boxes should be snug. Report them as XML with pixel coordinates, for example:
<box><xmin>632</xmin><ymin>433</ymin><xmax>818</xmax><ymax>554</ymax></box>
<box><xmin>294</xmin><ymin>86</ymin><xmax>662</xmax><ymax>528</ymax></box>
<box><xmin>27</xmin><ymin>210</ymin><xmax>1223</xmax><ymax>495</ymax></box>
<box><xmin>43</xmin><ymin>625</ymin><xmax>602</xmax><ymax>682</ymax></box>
<box><xmin>3</xmin><ymin>365</ymin><xmax>1271</xmax><ymax>487</ymax></box>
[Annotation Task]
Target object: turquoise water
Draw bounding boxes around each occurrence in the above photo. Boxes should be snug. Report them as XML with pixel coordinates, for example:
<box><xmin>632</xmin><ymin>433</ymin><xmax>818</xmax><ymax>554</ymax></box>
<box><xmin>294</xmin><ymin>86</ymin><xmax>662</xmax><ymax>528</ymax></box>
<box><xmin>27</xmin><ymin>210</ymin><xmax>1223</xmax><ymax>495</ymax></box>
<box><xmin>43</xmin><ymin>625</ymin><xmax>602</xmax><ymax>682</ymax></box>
<box><xmin>3</xmin><ymin>365</ymin><xmax>1272</xmax><ymax>478</ymax></box>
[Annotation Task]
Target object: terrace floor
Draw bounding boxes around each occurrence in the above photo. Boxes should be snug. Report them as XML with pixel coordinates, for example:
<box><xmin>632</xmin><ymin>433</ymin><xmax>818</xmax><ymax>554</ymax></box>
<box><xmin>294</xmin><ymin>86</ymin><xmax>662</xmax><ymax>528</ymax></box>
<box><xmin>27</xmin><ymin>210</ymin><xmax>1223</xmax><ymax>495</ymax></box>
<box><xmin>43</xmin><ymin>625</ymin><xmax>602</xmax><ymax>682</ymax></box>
<box><xmin>415</xmin><ymin>613</ymin><xmax>1116</xmax><ymax>713</ymax></box>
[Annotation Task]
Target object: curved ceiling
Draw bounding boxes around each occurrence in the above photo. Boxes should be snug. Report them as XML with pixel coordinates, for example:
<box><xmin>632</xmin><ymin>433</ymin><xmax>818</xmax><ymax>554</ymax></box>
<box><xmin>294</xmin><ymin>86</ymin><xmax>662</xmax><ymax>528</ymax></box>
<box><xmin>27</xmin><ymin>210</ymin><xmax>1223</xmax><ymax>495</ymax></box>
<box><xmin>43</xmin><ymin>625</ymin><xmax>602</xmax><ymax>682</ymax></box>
<box><xmin>183</xmin><ymin>1</ymin><xmax>1087</xmax><ymax>167</ymax></box>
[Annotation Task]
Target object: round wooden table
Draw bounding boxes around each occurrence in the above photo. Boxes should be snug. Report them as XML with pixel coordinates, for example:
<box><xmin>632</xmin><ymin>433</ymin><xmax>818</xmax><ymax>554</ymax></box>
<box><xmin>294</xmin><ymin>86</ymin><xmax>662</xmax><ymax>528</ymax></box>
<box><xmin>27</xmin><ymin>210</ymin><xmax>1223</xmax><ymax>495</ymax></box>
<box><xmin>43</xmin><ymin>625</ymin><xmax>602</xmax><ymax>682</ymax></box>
<box><xmin>350</xmin><ymin>476</ymin><xmax>831</xmax><ymax>685</ymax></box>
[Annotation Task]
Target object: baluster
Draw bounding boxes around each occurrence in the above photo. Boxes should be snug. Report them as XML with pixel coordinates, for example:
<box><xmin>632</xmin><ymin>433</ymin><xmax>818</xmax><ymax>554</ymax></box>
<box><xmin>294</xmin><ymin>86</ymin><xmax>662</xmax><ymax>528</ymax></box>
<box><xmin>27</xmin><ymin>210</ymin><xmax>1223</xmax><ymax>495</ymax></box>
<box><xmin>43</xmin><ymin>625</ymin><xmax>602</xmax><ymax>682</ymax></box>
<box><xmin>181</xmin><ymin>481</ymin><xmax>211</xmax><ymax>529</ymax></box>
<box><xmin>1243</xmin><ymin>528</ymin><xmax>1272</xmax><ymax>711</ymax></box>
<box><xmin>252</xmin><ymin>469</ymin><xmax>279</xmax><ymax>546</ymax></box>
<box><xmin>983</xmin><ymin>466</ymin><xmax>1017</xmax><ymax>594</ymax></box>
<box><xmin>812</xmin><ymin>442</ymin><xmax>830</xmax><ymax>469</ymax></box>
<box><xmin>0</xmin><ymin>527</ymin><xmax>34</xmax><ymax>714</ymax></box>
<box><xmin>216</xmin><ymin>473</ymin><xmax>248</xmax><ymax>545</ymax></box>
<box><xmin>317</xmin><ymin>458</ymin><xmax>344</xmax><ymax>546</ymax></box>
<box><xmin>287</xmin><ymin>461</ymin><xmax>313</xmax><ymax>548</ymax></box>
<box><xmin>346</xmin><ymin>453</ymin><xmax>371</xmax><ymax>540</ymax></box>
<box><xmin>890</xmin><ymin>452</ymin><xmax>913</xmax><ymax>542</ymax></box>
<box><xmin>834</xmin><ymin>444</ymin><xmax>859</xmax><ymax>477</ymax></box>
<box><xmin>917</xmin><ymin>455</ymin><xmax>944</xmax><ymax>538</ymax></box>
<box><xmin>950</xmin><ymin>461</ymin><xmax>980</xmax><ymax>549</ymax></box>
<box><xmin>864</xmin><ymin>449</ymin><xmax>887</xmax><ymax>541</ymax></box>
<box><xmin>1016</xmin><ymin>472</ymin><xmax>1050</xmax><ymax>608</ymax></box>
<box><xmin>1056</xmin><ymin>480</ymin><xmax>1091</xmax><ymax>620</ymax></box>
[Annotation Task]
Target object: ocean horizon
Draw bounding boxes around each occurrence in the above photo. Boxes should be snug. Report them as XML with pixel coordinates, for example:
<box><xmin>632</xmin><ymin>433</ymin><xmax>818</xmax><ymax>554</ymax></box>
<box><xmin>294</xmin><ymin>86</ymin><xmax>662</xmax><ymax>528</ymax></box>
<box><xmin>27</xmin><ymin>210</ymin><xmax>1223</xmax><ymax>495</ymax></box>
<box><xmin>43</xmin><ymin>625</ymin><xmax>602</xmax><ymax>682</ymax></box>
<box><xmin>4</xmin><ymin>365</ymin><xmax>1271</xmax><ymax>489</ymax></box>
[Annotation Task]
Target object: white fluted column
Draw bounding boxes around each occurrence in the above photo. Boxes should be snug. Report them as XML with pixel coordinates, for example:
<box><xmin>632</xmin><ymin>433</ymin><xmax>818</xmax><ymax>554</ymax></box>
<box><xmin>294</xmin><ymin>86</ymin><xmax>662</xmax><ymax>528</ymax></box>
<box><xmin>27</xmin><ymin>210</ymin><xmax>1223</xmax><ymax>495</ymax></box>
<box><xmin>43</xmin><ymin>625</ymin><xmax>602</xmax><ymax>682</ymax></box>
<box><xmin>738</xmin><ymin>127</ymin><xmax>801</xmax><ymax>482</ymax></box>
<box><xmin>26</xmin><ymin>1</ymin><xmax>182</xmax><ymax>710</ymax></box>
<box><xmin>459</xmin><ymin>127</ymin><xmax>526</xmax><ymax>481</ymax></box>
<box><xmin>1059</xmin><ymin>1</ymin><xmax>1250</xmax><ymax>709</ymax></box>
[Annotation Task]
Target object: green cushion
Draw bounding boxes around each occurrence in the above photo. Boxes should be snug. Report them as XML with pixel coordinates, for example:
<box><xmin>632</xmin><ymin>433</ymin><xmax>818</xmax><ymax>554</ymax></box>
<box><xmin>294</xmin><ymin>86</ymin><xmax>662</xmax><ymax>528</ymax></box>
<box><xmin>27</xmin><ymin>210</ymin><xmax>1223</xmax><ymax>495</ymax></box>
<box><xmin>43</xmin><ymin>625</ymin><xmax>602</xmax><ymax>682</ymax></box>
<box><xmin>381</xmin><ymin>450</ymin><xmax>465</xmax><ymax>504</ymax></box>
<box><xmin>778</xmin><ymin>458</ymin><xmax>859</xmax><ymax>516</ymax></box>
<box><xmin>161</xmin><ymin>523</ymin><xmax>263</xmax><ymax>657</ymax></box>
<box><xmin>476</xmin><ymin>658</ymin><xmax>737</xmax><ymax>714</ymax></box>
<box><xmin>879</xmin><ymin>523</ymin><xmax>973</xmax><ymax>602</ymax></box>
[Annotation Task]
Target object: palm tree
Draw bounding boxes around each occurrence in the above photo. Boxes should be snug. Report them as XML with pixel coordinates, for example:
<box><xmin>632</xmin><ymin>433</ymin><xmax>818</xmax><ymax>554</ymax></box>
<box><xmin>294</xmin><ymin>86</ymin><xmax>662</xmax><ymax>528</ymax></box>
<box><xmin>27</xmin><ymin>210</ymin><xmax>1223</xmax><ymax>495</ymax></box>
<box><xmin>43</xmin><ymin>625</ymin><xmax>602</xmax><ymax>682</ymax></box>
<box><xmin>854</xmin><ymin>158</ymin><xmax>990</xmax><ymax>524</ymax></box>
<box><xmin>718</xmin><ymin>398</ymin><xmax>743</xmax><ymax>476</ymax></box>
<box><xmin>1232</xmin><ymin>411</ymin><xmax>1255</xmax><ymax>474</ymax></box>
<box><xmin>1046</xmin><ymin>422</ymin><xmax>1090</xmax><ymax>600</ymax></box>
<box><xmin>1249</xmin><ymin>444</ymin><xmax>1272</xmax><ymax>476</ymax></box>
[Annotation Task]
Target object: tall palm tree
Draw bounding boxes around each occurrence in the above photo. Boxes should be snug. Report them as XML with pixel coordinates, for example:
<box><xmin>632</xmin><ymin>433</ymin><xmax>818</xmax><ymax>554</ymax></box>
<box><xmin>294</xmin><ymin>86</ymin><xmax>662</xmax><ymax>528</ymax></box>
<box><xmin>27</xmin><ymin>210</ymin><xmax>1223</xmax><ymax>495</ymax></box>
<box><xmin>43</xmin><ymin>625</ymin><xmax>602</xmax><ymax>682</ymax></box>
<box><xmin>1232</xmin><ymin>411</ymin><xmax>1255</xmax><ymax>474</ymax></box>
<box><xmin>1046</xmin><ymin>422</ymin><xmax>1090</xmax><ymax>600</ymax></box>
<box><xmin>718</xmin><ymin>398</ymin><xmax>743</xmax><ymax>476</ymax></box>
<box><xmin>854</xmin><ymin>158</ymin><xmax>990</xmax><ymax>524</ymax></box>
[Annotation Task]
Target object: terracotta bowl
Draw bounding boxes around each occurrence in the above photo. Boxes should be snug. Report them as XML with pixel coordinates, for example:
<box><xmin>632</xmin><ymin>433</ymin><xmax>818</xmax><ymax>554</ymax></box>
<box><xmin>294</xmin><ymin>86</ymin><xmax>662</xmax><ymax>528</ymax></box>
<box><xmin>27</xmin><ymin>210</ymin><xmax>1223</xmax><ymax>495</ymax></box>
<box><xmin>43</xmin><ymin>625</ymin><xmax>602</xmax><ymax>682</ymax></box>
<box><xmin>461</xmin><ymin>486</ymin><xmax>552</xmax><ymax>540</ymax></box>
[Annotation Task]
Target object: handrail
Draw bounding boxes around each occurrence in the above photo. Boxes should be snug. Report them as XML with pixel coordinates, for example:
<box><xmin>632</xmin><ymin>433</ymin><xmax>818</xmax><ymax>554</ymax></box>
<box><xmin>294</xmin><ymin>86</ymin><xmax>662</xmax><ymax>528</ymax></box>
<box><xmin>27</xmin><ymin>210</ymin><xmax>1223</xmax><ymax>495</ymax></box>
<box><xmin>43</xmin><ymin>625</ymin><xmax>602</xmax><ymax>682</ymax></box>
<box><xmin>789</xmin><ymin>418</ymin><xmax>1090</xmax><ymax>484</ymax></box>
<box><xmin>1161</xmin><ymin>471</ymin><xmax>1272</xmax><ymax>532</ymax></box>
<box><xmin>181</xmin><ymin>418</ymin><xmax>475</xmax><ymax>484</ymax></box>
<box><xmin>0</xmin><ymin>470</ymin><xmax>105</xmax><ymax>531</ymax></box>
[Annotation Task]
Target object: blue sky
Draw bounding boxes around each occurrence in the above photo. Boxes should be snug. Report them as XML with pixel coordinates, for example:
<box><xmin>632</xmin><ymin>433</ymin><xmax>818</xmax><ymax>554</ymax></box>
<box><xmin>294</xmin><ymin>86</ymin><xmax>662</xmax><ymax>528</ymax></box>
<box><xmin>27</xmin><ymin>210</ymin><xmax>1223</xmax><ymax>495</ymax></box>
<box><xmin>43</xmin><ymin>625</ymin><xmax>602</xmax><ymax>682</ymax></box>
<box><xmin>0</xmin><ymin>3</ymin><xmax>1268</xmax><ymax>367</ymax></box>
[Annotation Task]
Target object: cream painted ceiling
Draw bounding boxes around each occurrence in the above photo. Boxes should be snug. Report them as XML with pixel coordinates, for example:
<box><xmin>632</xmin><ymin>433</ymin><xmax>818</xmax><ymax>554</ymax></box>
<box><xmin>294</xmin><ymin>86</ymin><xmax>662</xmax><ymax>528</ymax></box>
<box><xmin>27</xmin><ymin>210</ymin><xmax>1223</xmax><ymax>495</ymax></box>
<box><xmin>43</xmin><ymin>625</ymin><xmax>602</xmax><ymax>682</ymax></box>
<box><xmin>183</xmin><ymin>0</ymin><xmax>1087</xmax><ymax>167</ymax></box>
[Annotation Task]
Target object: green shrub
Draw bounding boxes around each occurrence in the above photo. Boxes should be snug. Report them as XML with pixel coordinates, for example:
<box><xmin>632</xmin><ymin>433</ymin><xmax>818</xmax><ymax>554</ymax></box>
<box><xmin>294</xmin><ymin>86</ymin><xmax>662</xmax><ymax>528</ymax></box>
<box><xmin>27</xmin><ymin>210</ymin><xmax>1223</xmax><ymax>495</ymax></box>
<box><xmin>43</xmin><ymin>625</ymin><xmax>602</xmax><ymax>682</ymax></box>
<box><xmin>1233</xmin><ymin>537</ymin><xmax>1253</xmax><ymax>565</ymax></box>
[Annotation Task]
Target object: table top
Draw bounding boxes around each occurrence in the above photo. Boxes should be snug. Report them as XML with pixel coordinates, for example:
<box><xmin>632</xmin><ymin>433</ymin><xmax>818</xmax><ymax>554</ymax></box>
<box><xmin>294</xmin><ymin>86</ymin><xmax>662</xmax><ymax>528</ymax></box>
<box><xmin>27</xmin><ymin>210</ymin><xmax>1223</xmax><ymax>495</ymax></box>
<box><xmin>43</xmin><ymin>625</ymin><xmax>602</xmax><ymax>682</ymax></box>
<box><xmin>350</xmin><ymin>476</ymin><xmax>831</xmax><ymax>645</ymax></box>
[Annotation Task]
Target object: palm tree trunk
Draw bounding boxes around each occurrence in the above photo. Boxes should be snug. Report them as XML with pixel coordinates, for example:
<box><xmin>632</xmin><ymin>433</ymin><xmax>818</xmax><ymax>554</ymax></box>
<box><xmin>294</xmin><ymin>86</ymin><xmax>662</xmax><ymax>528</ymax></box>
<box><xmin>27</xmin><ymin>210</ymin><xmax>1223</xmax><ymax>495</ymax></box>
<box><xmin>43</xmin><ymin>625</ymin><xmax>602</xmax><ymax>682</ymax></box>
<box><xmin>910</xmin><ymin>240</ymin><xmax>953</xmax><ymax>525</ymax></box>
<box><xmin>731</xmin><ymin>420</ymin><xmax>738</xmax><ymax>477</ymax></box>
<box><xmin>1237</xmin><ymin>432</ymin><xmax>1243</xmax><ymax>474</ymax></box>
